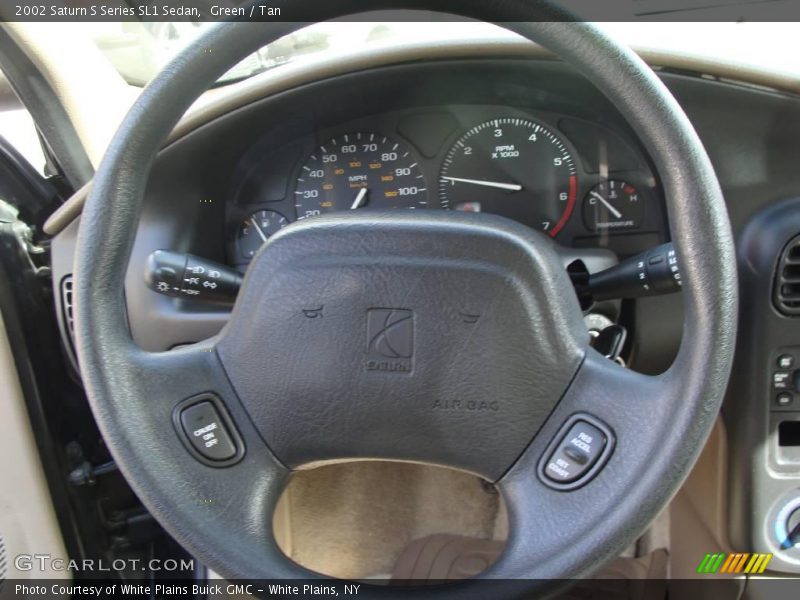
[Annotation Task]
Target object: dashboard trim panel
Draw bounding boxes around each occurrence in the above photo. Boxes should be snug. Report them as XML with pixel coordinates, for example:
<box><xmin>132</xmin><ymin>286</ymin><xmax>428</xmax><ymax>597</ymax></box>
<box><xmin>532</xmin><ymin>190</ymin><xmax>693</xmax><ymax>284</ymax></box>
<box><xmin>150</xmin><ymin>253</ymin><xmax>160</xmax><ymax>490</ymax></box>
<box><xmin>43</xmin><ymin>38</ymin><xmax>800</xmax><ymax>236</ymax></box>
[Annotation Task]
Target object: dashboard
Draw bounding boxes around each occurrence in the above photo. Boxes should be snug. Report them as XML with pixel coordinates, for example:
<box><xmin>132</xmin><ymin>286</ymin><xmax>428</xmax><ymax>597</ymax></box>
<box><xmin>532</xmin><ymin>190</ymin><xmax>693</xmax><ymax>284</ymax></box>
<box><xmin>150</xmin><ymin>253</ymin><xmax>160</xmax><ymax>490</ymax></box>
<box><xmin>226</xmin><ymin>102</ymin><xmax>667</xmax><ymax>271</ymax></box>
<box><xmin>47</xmin><ymin>58</ymin><xmax>680</xmax><ymax>355</ymax></box>
<box><xmin>48</xmin><ymin>50</ymin><xmax>800</xmax><ymax>575</ymax></box>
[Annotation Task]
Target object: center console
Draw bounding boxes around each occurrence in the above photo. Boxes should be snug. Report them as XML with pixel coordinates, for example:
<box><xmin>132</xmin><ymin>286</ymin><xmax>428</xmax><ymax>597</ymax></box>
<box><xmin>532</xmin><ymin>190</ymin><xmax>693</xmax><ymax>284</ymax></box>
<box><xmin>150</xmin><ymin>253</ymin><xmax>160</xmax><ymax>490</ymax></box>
<box><xmin>730</xmin><ymin>197</ymin><xmax>800</xmax><ymax>572</ymax></box>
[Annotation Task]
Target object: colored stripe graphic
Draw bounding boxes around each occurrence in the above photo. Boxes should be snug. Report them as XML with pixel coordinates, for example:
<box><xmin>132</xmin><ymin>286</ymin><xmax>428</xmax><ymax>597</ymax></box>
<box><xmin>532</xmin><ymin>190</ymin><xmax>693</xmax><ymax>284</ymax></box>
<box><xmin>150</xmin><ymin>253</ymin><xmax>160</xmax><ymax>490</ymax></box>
<box><xmin>698</xmin><ymin>553</ymin><xmax>773</xmax><ymax>574</ymax></box>
<box><xmin>744</xmin><ymin>554</ymin><xmax>760</xmax><ymax>573</ymax></box>
<box><xmin>696</xmin><ymin>554</ymin><xmax>713</xmax><ymax>573</ymax></box>
<box><xmin>732</xmin><ymin>553</ymin><xmax>749</xmax><ymax>573</ymax></box>
<box><xmin>746</xmin><ymin>554</ymin><xmax>772</xmax><ymax>574</ymax></box>
<box><xmin>697</xmin><ymin>553</ymin><xmax>726</xmax><ymax>574</ymax></box>
<box><xmin>719</xmin><ymin>554</ymin><xmax>735</xmax><ymax>573</ymax></box>
<box><xmin>710</xmin><ymin>554</ymin><xmax>726</xmax><ymax>573</ymax></box>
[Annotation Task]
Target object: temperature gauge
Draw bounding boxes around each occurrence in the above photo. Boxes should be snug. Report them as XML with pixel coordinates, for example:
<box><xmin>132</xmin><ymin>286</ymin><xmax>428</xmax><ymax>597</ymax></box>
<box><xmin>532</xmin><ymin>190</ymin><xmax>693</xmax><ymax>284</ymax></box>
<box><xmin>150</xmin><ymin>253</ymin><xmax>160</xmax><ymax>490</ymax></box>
<box><xmin>237</xmin><ymin>209</ymin><xmax>289</xmax><ymax>260</ymax></box>
<box><xmin>454</xmin><ymin>202</ymin><xmax>482</xmax><ymax>213</ymax></box>
<box><xmin>583</xmin><ymin>180</ymin><xmax>643</xmax><ymax>232</ymax></box>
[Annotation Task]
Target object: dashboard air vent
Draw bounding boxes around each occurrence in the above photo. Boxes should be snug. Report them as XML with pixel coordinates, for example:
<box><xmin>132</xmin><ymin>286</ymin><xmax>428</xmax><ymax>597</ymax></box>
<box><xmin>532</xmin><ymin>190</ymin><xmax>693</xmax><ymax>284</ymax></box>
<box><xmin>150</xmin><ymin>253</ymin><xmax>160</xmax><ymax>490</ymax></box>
<box><xmin>61</xmin><ymin>275</ymin><xmax>76</xmax><ymax>345</ymax></box>
<box><xmin>774</xmin><ymin>235</ymin><xmax>800</xmax><ymax>315</ymax></box>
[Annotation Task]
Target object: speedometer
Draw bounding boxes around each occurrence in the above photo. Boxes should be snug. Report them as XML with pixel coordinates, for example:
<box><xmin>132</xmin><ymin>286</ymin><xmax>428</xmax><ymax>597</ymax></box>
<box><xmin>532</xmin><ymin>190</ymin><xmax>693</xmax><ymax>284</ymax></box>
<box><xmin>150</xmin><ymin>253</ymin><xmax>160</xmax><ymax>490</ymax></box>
<box><xmin>294</xmin><ymin>132</ymin><xmax>427</xmax><ymax>219</ymax></box>
<box><xmin>439</xmin><ymin>118</ymin><xmax>577</xmax><ymax>236</ymax></box>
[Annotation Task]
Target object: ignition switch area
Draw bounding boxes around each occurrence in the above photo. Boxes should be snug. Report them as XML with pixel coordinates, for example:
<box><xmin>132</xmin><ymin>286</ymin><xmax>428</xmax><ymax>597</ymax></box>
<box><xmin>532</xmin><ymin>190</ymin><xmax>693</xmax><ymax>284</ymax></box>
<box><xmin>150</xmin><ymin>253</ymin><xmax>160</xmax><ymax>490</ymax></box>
<box><xmin>764</xmin><ymin>488</ymin><xmax>800</xmax><ymax>572</ymax></box>
<box><xmin>774</xmin><ymin>495</ymin><xmax>800</xmax><ymax>552</ymax></box>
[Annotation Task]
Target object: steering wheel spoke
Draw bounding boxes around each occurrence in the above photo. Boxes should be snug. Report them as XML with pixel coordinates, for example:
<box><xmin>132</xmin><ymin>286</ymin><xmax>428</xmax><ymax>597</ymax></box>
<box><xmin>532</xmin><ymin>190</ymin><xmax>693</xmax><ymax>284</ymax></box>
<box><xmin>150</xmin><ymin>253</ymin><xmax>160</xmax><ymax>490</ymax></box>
<box><xmin>487</xmin><ymin>351</ymin><xmax>672</xmax><ymax>577</ymax></box>
<box><xmin>128</xmin><ymin>341</ymin><xmax>222</xmax><ymax>401</ymax></box>
<box><xmin>128</xmin><ymin>343</ymin><xmax>248</xmax><ymax>469</ymax></box>
<box><xmin>87</xmin><ymin>340</ymin><xmax>318</xmax><ymax>577</ymax></box>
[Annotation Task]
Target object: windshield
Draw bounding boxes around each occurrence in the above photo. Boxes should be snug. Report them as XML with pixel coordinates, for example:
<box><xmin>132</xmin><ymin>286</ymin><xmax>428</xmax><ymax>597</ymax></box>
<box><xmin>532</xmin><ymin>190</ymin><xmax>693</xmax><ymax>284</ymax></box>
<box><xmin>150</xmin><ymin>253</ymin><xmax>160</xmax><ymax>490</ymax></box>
<box><xmin>85</xmin><ymin>20</ymin><xmax>800</xmax><ymax>87</ymax></box>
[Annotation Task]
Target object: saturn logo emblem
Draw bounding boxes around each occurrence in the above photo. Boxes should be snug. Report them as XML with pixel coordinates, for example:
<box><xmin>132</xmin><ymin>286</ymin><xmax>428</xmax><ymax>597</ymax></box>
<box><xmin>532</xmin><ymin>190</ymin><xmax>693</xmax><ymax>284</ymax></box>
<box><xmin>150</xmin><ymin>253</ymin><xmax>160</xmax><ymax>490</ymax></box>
<box><xmin>365</xmin><ymin>308</ymin><xmax>414</xmax><ymax>373</ymax></box>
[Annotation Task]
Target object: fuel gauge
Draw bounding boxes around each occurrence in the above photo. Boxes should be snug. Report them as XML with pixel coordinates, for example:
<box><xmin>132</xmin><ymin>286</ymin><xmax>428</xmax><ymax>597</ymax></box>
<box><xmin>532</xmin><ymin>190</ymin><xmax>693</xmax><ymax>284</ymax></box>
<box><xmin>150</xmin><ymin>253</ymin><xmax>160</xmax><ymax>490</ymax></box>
<box><xmin>237</xmin><ymin>209</ymin><xmax>289</xmax><ymax>260</ymax></box>
<box><xmin>583</xmin><ymin>180</ymin><xmax>643</xmax><ymax>232</ymax></box>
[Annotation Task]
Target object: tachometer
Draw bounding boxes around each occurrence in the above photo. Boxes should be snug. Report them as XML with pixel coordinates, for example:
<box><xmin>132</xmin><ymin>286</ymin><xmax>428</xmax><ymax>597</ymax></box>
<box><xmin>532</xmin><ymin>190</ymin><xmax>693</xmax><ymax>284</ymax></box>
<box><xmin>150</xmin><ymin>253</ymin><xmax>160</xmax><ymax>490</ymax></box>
<box><xmin>294</xmin><ymin>132</ymin><xmax>427</xmax><ymax>219</ymax></box>
<box><xmin>439</xmin><ymin>118</ymin><xmax>577</xmax><ymax>236</ymax></box>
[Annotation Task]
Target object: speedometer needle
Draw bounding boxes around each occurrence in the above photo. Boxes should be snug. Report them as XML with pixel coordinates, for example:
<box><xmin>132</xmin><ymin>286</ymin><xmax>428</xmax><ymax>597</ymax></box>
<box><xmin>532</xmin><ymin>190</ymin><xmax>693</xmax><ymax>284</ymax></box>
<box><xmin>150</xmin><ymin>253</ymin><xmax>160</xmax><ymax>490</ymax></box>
<box><xmin>441</xmin><ymin>176</ymin><xmax>522</xmax><ymax>192</ymax></box>
<box><xmin>589</xmin><ymin>191</ymin><xmax>623</xmax><ymax>219</ymax></box>
<box><xmin>350</xmin><ymin>187</ymin><xmax>368</xmax><ymax>210</ymax></box>
<box><xmin>250</xmin><ymin>217</ymin><xmax>268</xmax><ymax>243</ymax></box>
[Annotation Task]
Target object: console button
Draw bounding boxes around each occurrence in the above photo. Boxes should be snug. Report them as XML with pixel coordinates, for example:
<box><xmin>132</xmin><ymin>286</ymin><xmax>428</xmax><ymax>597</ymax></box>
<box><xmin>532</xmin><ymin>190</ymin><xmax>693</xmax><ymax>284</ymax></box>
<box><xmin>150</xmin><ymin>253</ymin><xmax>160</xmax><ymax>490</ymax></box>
<box><xmin>777</xmin><ymin>392</ymin><xmax>793</xmax><ymax>407</ymax></box>
<box><xmin>773</xmin><ymin>371</ymin><xmax>792</xmax><ymax>390</ymax></box>
<box><xmin>778</xmin><ymin>354</ymin><xmax>795</xmax><ymax>369</ymax></box>
<box><xmin>179</xmin><ymin>401</ymin><xmax>237</xmax><ymax>461</ymax></box>
<box><xmin>544</xmin><ymin>420</ymin><xmax>607</xmax><ymax>484</ymax></box>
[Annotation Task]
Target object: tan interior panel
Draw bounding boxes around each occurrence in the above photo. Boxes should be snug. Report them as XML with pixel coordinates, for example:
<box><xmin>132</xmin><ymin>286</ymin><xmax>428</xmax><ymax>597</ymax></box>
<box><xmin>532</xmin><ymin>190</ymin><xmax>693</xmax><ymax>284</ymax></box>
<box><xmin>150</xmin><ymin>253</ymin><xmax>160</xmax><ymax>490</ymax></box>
<box><xmin>0</xmin><ymin>310</ymin><xmax>70</xmax><ymax>580</ymax></box>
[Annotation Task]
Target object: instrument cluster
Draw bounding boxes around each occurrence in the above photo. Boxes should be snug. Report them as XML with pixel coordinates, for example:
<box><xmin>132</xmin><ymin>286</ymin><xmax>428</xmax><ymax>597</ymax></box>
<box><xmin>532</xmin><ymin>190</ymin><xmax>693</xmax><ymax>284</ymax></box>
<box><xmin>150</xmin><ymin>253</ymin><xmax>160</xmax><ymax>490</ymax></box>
<box><xmin>226</xmin><ymin>105</ymin><xmax>667</xmax><ymax>269</ymax></box>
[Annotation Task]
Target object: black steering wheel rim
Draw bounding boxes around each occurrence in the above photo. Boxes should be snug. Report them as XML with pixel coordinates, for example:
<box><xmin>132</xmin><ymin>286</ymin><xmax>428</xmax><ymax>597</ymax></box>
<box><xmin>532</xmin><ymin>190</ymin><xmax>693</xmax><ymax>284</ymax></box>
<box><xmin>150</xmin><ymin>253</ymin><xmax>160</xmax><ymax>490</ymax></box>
<box><xmin>74</xmin><ymin>0</ymin><xmax>737</xmax><ymax>594</ymax></box>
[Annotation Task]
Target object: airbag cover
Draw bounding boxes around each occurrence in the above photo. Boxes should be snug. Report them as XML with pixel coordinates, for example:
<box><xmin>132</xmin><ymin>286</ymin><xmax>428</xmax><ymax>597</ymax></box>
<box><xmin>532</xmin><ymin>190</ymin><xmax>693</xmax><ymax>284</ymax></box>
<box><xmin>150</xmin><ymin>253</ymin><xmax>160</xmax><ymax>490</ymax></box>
<box><xmin>216</xmin><ymin>211</ymin><xmax>587</xmax><ymax>479</ymax></box>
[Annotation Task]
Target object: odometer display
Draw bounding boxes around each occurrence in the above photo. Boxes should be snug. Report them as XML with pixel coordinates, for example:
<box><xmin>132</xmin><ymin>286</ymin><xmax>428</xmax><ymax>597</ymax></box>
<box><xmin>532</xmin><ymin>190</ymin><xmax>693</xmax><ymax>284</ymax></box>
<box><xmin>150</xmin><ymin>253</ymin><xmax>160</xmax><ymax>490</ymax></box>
<box><xmin>439</xmin><ymin>118</ymin><xmax>577</xmax><ymax>236</ymax></box>
<box><xmin>294</xmin><ymin>132</ymin><xmax>427</xmax><ymax>219</ymax></box>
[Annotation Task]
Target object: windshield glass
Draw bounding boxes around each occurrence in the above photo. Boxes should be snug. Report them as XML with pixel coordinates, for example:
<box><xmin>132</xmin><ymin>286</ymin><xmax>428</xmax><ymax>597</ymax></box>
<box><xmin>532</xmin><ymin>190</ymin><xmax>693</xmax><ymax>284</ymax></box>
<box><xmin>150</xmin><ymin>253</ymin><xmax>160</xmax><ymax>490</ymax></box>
<box><xmin>84</xmin><ymin>20</ymin><xmax>799</xmax><ymax>87</ymax></box>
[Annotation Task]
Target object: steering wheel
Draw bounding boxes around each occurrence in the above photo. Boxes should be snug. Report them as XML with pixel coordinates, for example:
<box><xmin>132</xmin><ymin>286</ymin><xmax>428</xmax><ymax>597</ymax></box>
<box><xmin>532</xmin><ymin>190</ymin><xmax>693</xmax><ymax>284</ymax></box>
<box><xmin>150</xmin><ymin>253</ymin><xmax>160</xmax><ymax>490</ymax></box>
<box><xmin>74</xmin><ymin>0</ymin><xmax>737</xmax><ymax>594</ymax></box>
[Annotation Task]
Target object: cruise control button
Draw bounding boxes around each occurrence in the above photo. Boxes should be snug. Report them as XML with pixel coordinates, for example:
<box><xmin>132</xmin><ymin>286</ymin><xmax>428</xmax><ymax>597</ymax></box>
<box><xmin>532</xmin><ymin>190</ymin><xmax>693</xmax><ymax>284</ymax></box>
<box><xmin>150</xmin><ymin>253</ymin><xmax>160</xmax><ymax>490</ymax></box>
<box><xmin>563</xmin><ymin>446</ymin><xmax>590</xmax><ymax>464</ymax></box>
<box><xmin>544</xmin><ymin>420</ymin><xmax>607</xmax><ymax>483</ymax></box>
<box><xmin>179</xmin><ymin>401</ymin><xmax>237</xmax><ymax>461</ymax></box>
